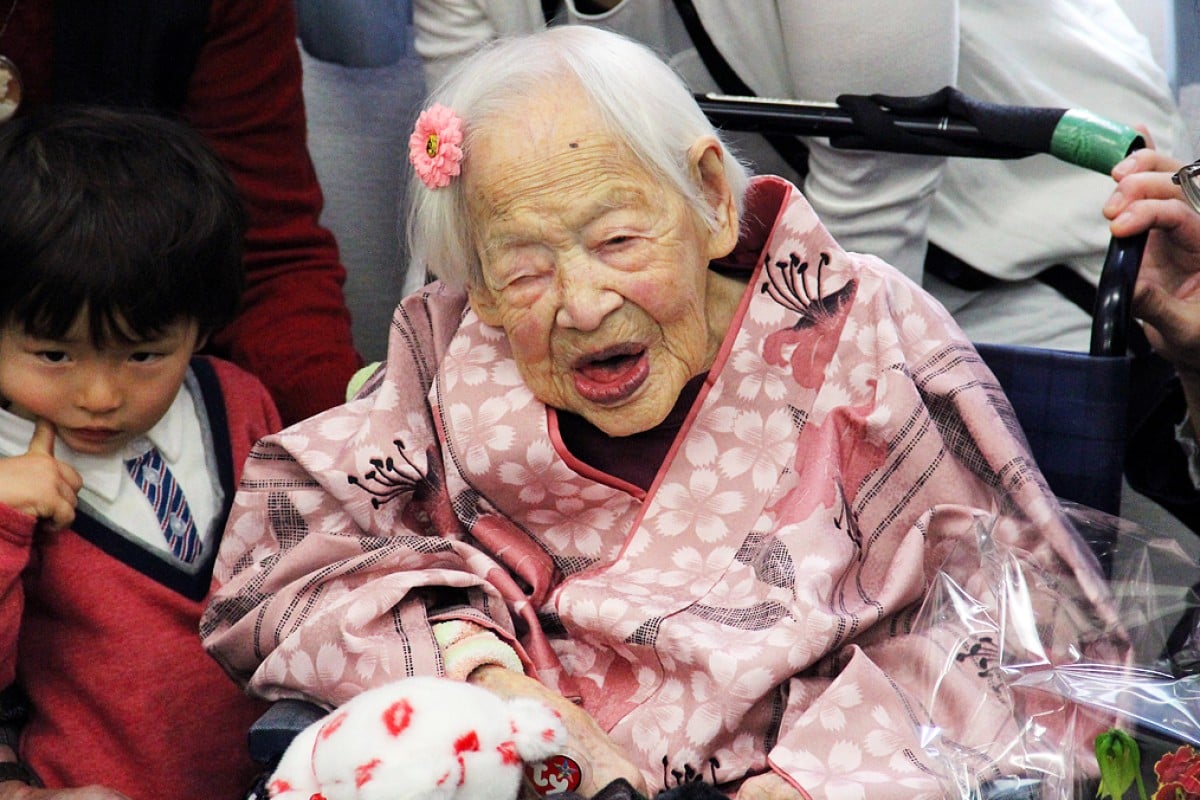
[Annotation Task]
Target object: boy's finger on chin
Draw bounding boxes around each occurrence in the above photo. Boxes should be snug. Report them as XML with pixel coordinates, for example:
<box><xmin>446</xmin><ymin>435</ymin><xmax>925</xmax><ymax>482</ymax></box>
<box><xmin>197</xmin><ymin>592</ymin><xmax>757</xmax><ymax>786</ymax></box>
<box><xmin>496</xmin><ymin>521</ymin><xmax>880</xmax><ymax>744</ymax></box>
<box><xmin>35</xmin><ymin>518</ymin><xmax>61</xmax><ymax>535</ymax></box>
<box><xmin>35</xmin><ymin>505</ymin><xmax>73</xmax><ymax>533</ymax></box>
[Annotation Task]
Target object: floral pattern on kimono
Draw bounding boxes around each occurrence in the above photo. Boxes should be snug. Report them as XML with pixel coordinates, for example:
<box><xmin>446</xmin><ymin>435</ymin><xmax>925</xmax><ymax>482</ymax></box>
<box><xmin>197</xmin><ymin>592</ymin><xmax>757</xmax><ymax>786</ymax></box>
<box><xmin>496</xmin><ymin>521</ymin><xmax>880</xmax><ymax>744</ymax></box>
<box><xmin>202</xmin><ymin>177</ymin><xmax>1121</xmax><ymax>799</ymax></box>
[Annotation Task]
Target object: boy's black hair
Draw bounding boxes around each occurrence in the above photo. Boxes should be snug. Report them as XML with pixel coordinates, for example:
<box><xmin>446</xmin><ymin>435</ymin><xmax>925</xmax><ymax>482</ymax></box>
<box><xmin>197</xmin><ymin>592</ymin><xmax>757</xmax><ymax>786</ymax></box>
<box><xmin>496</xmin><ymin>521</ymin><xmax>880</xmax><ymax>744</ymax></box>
<box><xmin>0</xmin><ymin>105</ymin><xmax>246</xmax><ymax>345</ymax></box>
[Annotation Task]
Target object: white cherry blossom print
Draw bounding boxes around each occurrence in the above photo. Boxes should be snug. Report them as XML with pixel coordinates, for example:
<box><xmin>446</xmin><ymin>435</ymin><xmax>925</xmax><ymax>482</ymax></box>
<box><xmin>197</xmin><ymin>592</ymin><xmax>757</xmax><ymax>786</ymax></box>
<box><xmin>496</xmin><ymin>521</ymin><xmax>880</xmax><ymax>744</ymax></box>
<box><xmin>655</xmin><ymin>612</ymin><xmax>766</xmax><ymax>667</ymax></box>
<box><xmin>847</xmin><ymin>362</ymin><xmax>879</xmax><ymax>399</ymax></box>
<box><xmin>293</xmin><ymin>487</ymin><xmax>338</xmax><ymax>516</ymax></box>
<box><xmin>864</xmin><ymin>705</ymin><xmax>927</xmax><ymax>775</ymax></box>
<box><xmin>675</xmin><ymin>554</ymin><xmax>766</xmax><ymax>617</ymax></box>
<box><xmin>627</xmin><ymin>679</ymin><xmax>686</xmax><ymax>753</ymax></box>
<box><xmin>446</xmin><ymin>397</ymin><xmax>515</xmax><ymax>474</ymax></box>
<box><xmin>717</xmin><ymin>409</ymin><xmax>795</xmax><ymax>491</ymax></box>
<box><xmin>633</xmin><ymin>665</ymin><xmax>662</xmax><ymax>701</ymax></box>
<box><xmin>217</xmin><ymin>510</ymin><xmax>271</xmax><ymax>581</ymax></box>
<box><xmin>561</xmin><ymin>595</ymin><xmax>634</xmax><ymax>638</ymax></box>
<box><xmin>398</xmin><ymin>410</ymin><xmax>437</xmax><ymax>442</ymax></box>
<box><xmin>364</xmin><ymin>369</ymin><xmax>400</xmax><ymax>409</ymax></box>
<box><xmin>726</xmin><ymin>665</ymin><xmax>780</xmax><ymax>706</ymax></box>
<box><xmin>699</xmin><ymin>376</ymin><xmax>727</xmax><ymax>410</ymax></box>
<box><xmin>441</xmin><ymin>334</ymin><xmax>498</xmax><ymax>390</ymax></box>
<box><xmin>276</xmin><ymin>430</ymin><xmax>313</xmax><ymax>457</ymax></box>
<box><xmin>299</xmin><ymin>450</ymin><xmax>341</xmax><ymax>476</ymax></box>
<box><xmin>547</xmin><ymin>636</ymin><xmax>600</xmax><ymax>677</ymax></box>
<box><xmin>475</xmin><ymin>315</ymin><xmax>506</xmax><ymax>341</ymax></box>
<box><xmin>730</xmin><ymin>329</ymin><xmax>789</xmax><ymax>404</ymax></box>
<box><xmin>653</xmin><ymin>469</ymin><xmax>744</xmax><ymax>542</ymax></box>
<box><xmin>851</xmin><ymin>318</ymin><xmax>882</xmax><ymax>362</ymax></box>
<box><xmin>900</xmin><ymin>312</ymin><xmax>933</xmax><ymax>348</ymax></box>
<box><xmin>787</xmin><ymin>551</ymin><xmax>835</xmax><ymax>606</ymax></box>
<box><xmin>526</xmin><ymin>495</ymin><xmax>612</xmax><ymax>556</ymax></box>
<box><xmin>315</xmin><ymin>641</ymin><xmax>348</xmax><ymax>684</ymax></box>
<box><xmin>817</xmin><ymin>680</ymin><xmax>865</xmax><ymax>732</ymax></box>
<box><xmin>681</xmin><ymin>671</ymin><xmax>724</xmax><ymax>743</ymax></box>
<box><xmin>285</xmin><ymin>648</ymin><xmax>320</xmax><ymax>687</ymax></box>
<box><xmin>341</xmin><ymin>589</ymin><xmax>400</xmax><ymax>630</ymax></box>
<box><xmin>498</xmin><ymin>440</ymin><xmax>581</xmax><ymax>504</ymax></box>
<box><xmin>746</xmin><ymin>285</ymin><xmax>789</xmax><ymax>327</ymax></box>
<box><xmin>870</xmin><ymin>315</ymin><xmax>902</xmax><ymax>352</ymax></box>
<box><xmin>317</xmin><ymin>411</ymin><xmax>378</xmax><ymax>447</ymax></box>
<box><xmin>682</xmin><ymin>426</ymin><xmax>718</xmax><ymax>469</ymax></box>
<box><xmin>256</xmin><ymin>646</ymin><xmax>291</xmax><ymax>690</ymax></box>
<box><xmin>490</xmin><ymin>356</ymin><xmax>524</xmax><ymax>386</ymax></box>
<box><xmin>684</xmin><ymin>700</ymin><xmax>724</xmax><ymax>748</ymax></box>
<box><xmin>491</xmin><ymin>358</ymin><xmax>538</xmax><ymax>411</ymax></box>
<box><xmin>713</xmin><ymin>732</ymin><xmax>765</xmax><ymax>782</ymax></box>
<box><xmin>782</xmin><ymin>740</ymin><xmax>892</xmax><ymax>800</ymax></box>
<box><xmin>863</xmin><ymin>398</ymin><xmax>897</xmax><ymax>432</ymax></box>
<box><xmin>686</xmin><ymin>669</ymin><xmax>717</xmax><ymax>708</ymax></box>
<box><xmin>621</xmin><ymin>527</ymin><xmax>655</xmax><ymax>560</ymax></box>
<box><xmin>661</xmin><ymin>544</ymin><xmax>739</xmax><ymax>585</ymax></box>
<box><xmin>764</xmin><ymin>611</ymin><xmax>837</xmax><ymax>671</ymax></box>
<box><xmin>882</xmin><ymin>271</ymin><xmax>916</xmax><ymax>312</ymax></box>
<box><xmin>594</xmin><ymin>568</ymin><xmax>661</xmax><ymax>599</ymax></box>
<box><xmin>354</xmin><ymin>645</ymin><xmax>394</xmax><ymax>683</ymax></box>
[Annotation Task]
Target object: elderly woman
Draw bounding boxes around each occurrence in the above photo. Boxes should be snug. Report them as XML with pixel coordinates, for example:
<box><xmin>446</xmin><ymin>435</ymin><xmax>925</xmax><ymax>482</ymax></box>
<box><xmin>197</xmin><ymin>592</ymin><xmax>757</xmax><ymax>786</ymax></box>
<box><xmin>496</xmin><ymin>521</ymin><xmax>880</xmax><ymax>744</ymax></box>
<box><xmin>202</xmin><ymin>26</ymin><xmax>1118</xmax><ymax>800</ymax></box>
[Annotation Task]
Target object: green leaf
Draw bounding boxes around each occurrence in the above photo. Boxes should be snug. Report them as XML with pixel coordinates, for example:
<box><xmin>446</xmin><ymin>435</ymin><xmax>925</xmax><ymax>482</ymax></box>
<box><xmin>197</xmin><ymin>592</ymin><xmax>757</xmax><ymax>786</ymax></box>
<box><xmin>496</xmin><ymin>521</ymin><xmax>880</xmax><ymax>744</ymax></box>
<box><xmin>1095</xmin><ymin>729</ymin><xmax>1145</xmax><ymax>800</ymax></box>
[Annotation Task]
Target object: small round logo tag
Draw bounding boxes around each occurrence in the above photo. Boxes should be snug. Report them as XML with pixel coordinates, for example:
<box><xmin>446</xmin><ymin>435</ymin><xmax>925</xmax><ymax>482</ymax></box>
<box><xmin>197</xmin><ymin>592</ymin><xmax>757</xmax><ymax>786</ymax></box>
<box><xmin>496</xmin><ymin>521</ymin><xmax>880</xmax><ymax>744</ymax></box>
<box><xmin>525</xmin><ymin>754</ymin><xmax>583</xmax><ymax>796</ymax></box>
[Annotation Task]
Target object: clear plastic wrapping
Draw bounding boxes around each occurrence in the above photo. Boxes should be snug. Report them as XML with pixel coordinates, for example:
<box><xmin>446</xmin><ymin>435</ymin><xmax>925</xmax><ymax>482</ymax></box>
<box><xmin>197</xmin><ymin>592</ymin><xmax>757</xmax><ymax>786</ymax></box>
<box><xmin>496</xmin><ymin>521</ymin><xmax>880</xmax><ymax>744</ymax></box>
<box><xmin>909</xmin><ymin>502</ymin><xmax>1200</xmax><ymax>799</ymax></box>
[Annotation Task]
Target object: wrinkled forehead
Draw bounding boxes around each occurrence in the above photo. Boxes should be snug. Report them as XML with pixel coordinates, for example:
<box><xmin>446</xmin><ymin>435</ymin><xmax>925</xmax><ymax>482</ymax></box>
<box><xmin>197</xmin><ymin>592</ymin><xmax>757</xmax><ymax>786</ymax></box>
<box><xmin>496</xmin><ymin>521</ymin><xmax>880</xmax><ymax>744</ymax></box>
<box><xmin>464</xmin><ymin>89</ymin><xmax>662</xmax><ymax>229</ymax></box>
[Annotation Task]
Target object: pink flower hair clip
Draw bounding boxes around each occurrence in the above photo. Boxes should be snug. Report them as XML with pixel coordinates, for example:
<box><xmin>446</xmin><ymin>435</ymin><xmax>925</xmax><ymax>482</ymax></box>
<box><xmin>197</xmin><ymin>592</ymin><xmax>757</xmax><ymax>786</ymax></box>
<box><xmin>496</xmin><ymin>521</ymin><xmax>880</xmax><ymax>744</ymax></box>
<box><xmin>409</xmin><ymin>103</ymin><xmax>464</xmax><ymax>189</ymax></box>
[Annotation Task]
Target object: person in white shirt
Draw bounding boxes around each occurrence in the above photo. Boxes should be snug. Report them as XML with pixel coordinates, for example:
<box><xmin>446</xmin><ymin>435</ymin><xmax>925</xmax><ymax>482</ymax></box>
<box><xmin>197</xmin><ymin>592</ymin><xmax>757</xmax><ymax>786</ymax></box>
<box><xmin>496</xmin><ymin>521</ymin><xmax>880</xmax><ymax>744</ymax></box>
<box><xmin>412</xmin><ymin>0</ymin><xmax>1188</xmax><ymax>351</ymax></box>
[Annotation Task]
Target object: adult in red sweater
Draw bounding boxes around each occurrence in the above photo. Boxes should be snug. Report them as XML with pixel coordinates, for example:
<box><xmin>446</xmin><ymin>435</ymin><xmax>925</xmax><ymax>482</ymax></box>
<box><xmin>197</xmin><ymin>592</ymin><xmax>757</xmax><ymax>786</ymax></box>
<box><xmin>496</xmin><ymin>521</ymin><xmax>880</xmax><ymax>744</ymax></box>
<box><xmin>0</xmin><ymin>107</ymin><xmax>281</xmax><ymax>799</ymax></box>
<box><xmin>0</xmin><ymin>0</ymin><xmax>363</xmax><ymax>426</ymax></box>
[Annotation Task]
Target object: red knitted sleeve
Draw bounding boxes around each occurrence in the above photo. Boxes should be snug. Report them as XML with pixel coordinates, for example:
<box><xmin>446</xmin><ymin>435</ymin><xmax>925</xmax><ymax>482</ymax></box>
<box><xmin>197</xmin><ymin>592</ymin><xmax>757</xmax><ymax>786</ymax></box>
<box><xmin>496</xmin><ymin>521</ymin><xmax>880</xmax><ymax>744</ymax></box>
<box><xmin>0</xmin><ymin>505</ymin><xmax>35</xmax><ymax>690</ymax></box>
<box><xmin>181</xmin><ymin>0</ymin><xmax>363</xmax><ymax>426</ymax></box>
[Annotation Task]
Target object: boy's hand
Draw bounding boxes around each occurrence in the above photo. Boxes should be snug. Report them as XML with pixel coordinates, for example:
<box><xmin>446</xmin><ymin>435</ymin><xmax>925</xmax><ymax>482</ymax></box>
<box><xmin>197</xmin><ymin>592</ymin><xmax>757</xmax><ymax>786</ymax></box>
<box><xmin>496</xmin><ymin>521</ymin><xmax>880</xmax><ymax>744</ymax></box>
<box><xmin>0</xmin><ymin>420</ymin><xmax>82</xmax><ymax>532</ymax></box>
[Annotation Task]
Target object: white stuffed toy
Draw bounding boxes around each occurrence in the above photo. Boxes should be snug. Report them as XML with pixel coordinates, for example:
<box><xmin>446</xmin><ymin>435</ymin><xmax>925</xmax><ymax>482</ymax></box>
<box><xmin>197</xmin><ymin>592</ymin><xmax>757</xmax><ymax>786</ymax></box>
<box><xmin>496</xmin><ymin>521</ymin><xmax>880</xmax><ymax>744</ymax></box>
<box><xmin>267</xmin><ymin>676</ymin><xmax>568</xmax><ymax>800</ymax></box>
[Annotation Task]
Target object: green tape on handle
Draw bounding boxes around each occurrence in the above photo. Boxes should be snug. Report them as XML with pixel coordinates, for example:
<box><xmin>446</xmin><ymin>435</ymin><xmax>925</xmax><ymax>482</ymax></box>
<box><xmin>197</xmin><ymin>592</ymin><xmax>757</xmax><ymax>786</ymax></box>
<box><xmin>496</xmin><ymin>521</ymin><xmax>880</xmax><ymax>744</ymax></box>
<box><xmin>1049</xmin><ymin>109</ymin><xmax>1143</xmax><ymax>174</ymax></box>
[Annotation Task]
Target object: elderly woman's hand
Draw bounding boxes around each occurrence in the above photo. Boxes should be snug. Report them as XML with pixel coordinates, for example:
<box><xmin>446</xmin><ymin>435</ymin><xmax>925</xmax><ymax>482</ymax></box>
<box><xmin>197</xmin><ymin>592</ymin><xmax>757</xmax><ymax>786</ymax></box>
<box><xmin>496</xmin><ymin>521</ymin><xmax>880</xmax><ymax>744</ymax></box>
<box><xmin>1106</xmin><ymin>148</ymin><xmax>1200</xmax><ymax>374</ymax></box>
<box><xmin>467</xmin><ymin>665</ymin><xmax>648</xmax><ymax>797</ymax></box>
<box><xmin>734</xmin><ymin>772</ymin><xmax>805</xmax><ymax>800</ymax></box>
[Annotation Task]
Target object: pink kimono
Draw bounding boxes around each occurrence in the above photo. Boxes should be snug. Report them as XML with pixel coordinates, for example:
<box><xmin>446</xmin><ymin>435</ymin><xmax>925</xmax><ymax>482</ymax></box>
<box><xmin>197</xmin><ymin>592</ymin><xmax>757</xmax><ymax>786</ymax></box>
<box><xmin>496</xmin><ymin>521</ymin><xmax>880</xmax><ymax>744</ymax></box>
<box><xmin>202</xmin><ymin>178</ymin><xmax>1119</xmax><ymax>799</ymax></box>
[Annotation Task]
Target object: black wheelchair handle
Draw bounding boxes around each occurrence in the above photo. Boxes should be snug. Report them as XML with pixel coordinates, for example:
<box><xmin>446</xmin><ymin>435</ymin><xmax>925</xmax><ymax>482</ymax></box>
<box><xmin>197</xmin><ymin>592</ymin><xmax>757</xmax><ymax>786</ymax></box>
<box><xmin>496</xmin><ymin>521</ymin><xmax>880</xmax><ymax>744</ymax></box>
<box><xmin>1089</xmin><ymin>233</ymin><xmax>1147</xmax><ymax>358</ymax></box>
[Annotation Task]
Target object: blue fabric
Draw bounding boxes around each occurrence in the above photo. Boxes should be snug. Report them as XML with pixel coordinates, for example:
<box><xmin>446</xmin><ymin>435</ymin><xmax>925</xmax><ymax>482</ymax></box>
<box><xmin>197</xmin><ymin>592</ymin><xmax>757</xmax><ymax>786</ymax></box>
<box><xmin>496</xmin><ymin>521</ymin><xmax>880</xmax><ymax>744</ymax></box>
<box><xmin>124</xmin><ymin>448</ymin><xmax>202</xmax><ymax>563</ymax></box>
<box><xmin>295</xmin><ymin>0</ymin><xmax>411</xmax><ymax>67</ymax></box>
<box><xmin>976</xmin><ymin>342</ymin><xmax>1129</xmax><ymax>515</ymax></box>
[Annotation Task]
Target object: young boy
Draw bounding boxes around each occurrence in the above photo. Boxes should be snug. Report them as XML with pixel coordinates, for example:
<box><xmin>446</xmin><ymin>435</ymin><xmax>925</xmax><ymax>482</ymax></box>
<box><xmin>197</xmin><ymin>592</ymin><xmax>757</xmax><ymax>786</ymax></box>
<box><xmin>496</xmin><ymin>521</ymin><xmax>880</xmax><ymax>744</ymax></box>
<box><xmin>0</xmin><ymin>107</ymin><xmax>281</xmax><ymax>799</ymax></box>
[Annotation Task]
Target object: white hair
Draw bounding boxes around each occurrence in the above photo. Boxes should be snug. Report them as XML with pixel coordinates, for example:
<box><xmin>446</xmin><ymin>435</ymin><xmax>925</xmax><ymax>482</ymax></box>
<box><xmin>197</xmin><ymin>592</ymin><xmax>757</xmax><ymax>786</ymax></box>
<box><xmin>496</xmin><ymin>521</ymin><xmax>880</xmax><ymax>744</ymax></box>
<box><xmin>405</xmin><ymin>25</ymin><xmax>752</xmax><ymax>290</ymax></box>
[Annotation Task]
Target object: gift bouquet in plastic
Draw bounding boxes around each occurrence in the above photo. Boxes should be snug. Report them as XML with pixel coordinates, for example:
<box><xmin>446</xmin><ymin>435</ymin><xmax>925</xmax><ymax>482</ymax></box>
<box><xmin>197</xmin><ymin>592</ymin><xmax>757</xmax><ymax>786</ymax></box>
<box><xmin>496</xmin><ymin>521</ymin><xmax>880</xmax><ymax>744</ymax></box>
<box><xmin>900</xmin><ymin>501</ymin><xmax>1200</xmax><ymax>800</ymax></box>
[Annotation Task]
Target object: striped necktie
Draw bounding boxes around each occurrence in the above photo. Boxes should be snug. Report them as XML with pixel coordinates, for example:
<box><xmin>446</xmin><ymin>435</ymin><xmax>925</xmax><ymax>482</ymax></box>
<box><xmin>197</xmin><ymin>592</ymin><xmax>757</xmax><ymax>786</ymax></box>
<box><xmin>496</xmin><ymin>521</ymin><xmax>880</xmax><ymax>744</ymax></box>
<box><xmin>124</xmin><ymin>447</ymin><xmax>201</xmax><ymax>563</ymax></box>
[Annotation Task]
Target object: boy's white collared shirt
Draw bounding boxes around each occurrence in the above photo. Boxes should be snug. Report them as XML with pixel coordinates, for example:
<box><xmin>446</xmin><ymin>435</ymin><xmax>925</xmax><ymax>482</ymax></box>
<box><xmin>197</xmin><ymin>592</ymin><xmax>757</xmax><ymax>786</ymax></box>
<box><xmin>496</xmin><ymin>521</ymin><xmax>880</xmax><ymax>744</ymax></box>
<box><xmin>0</xmin><ymin>384</ymin><xmax>219</xmax><ymax>560</ymax></box>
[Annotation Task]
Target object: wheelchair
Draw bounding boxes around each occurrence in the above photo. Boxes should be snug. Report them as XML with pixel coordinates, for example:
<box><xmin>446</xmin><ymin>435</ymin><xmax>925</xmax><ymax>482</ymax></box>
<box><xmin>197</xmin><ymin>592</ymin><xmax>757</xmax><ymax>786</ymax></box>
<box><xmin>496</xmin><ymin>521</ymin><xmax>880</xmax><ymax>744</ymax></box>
<box><xmin>231</xmin><ymin>89</ymin><xmax>1200</xmax><ymax>800</ymax></box>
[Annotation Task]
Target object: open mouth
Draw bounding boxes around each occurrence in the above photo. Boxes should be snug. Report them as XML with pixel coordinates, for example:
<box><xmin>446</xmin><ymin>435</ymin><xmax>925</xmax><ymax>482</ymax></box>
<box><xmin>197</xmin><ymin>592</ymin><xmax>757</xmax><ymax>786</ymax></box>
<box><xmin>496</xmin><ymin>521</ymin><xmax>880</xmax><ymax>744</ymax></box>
<box><xmin>571</xmin><ymin>344</ymin><xmax>650</xmax><ymax>405</ymax></box>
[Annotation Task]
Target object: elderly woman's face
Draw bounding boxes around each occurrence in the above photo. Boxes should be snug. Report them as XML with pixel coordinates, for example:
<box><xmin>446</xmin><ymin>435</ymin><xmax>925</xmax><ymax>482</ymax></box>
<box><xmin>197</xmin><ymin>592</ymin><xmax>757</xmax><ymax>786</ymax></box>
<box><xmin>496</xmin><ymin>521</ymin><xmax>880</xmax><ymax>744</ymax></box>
<box><xmin>465</xmin><ymin>89</ymin><xmax>740</xmax><ymax>437</ymax></box>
